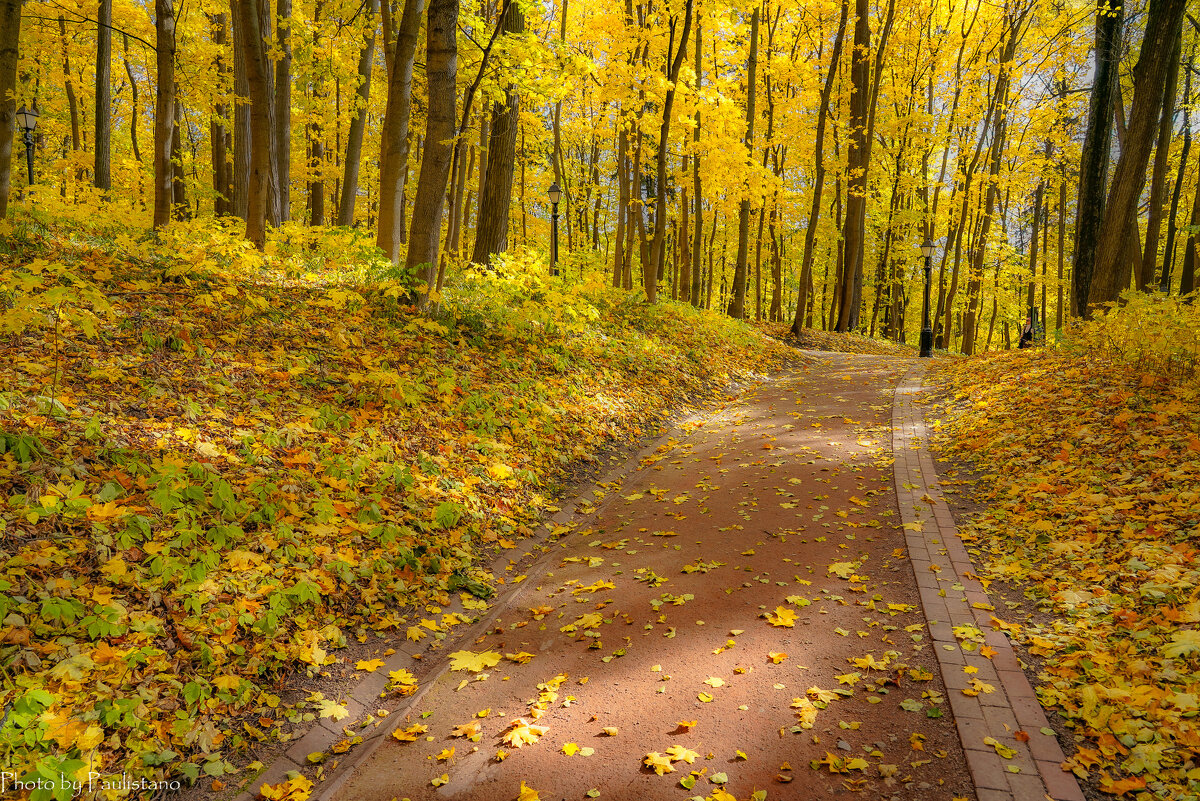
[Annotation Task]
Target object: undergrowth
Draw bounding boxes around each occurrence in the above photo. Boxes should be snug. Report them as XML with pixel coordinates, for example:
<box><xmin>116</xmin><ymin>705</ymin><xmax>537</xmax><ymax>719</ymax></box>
<box><xmin>0</xmin><ymin>214</ymin><xmax>788</xmax><ymax>797</ymax></box>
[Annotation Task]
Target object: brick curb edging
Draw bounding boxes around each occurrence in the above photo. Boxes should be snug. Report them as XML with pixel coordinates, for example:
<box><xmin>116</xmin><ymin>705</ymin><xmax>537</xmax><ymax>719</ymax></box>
<box><xmin>228</xmin><ymin>375</ymin><xmax>774</xmax><ymax>801</ymax></box>
<box><xmin>893</xmin><ymin>362</ymin><xmax>1084</xmax><ymax>801</ymax></box>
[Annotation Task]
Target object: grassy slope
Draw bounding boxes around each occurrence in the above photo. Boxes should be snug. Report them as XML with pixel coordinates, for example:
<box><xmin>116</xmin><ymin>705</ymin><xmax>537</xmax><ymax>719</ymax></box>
<box><xmin>0</xmin><ymin>218</ymin><xmax>790</xmax><ymax>792</ymax></box>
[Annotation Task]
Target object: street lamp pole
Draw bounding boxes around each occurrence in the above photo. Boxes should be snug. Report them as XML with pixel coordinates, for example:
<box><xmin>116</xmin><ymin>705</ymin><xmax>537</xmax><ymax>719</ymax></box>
<box><xmin>919</xmin><ymin>238</ymin><xmax>934</xmax><ymax>358</ymax></box>
<box><xmin>15</xmin><ymin>103</ymin><xmax>38</xmax><ymax>183</ymax></box>
<box><xmin>548</xmin><ymin>181</ymin><xmax>561</xmax><ymax>277</ymax></box>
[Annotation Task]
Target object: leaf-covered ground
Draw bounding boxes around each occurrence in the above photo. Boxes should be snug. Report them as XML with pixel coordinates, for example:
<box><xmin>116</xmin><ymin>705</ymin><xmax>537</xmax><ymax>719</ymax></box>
<box><xmin>929</xmin><ymin>348</ymin><xmax>1200</xmax><ymax>800</ymax></box>
<box><xmin>0</xmin><ymin>218</ymin><xmax>790</xmax><ymax>795</ymax></box>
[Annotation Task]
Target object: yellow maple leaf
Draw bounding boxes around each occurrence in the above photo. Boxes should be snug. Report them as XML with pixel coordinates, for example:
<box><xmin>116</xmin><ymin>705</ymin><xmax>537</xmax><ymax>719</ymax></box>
<box><xmin>768</xmin><ymin>651</ymin><xmax>788</xmax><ymax>663</ymax></box>
<box><xmin>506</xmin><ymin>651</ymin><xmax>536</xmax><ymax>664</ymax></box>
<box><xmin>766</xmin><ymin>606</ymin><xmax>797</xmax><ymax>627</ymax></box>
<box><xmin>392</xmin><ymin>723</ymin><xmax>428</xmax><ymax>742</ymax></box>
<box><xmin>665</xmin><ymin>745</ymin><xmax>699</xmax><ymax>763</ymax></box>
<box><xmin>502</xmin><ymin>719</ymin><xmax>548</xmax><ymax>747</ymax></box>
<box><xmin>452</xmin><ymin>721</ymin><xmax>481</xmax><ymax>739</ymax></box>
<box><xmin>355</xmin><ymin>659</ymin><xmax>384</xmax><ymax>672</ymax></box>
<box><xmin>517</xmin><ymin>781</ymin><xmax>540</xmax><ymax>800</ymax></box>
<box><xmin>448</xmin><ymin>650</ymin><xmax>502</xmax><ymax>672</ymax></box>
<box><xmin>436</xmin><ymin>746</ymin><xmax>455</xmax><ymax>761</ymax></box>
<box><xmin>644</xmin><ymin>752</ymin><xmax>675</xmax><ymax>775</ymax></box>
<box><xmin>406</xmin><ymin>626</ymin><xmax>427</xmax><ymax>642</ymax></box>
<box><xmin>562</xmin><ymin>742</ymin><xmax>580</xmax><ymax>756</ymax></box>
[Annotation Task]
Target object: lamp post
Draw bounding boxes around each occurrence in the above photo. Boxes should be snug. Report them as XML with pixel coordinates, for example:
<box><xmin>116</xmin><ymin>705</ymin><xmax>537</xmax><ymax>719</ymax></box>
<box><xmin>548</xmin><ymin>181</ymin><xmax>561</xmax><ymax>277</ymax></box>
<box><xmin>15</xmin><ymin>105</ymin><xmax>38</xmax><ymax>186</ymax></box>
<box><xmin>919</xmin><ymin>238</ymin><xmax>934</xmax><ymax>358</ymax></box>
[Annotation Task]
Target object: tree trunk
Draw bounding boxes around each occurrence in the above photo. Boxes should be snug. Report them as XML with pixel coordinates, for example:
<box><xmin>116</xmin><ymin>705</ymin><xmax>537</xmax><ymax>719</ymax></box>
<box><xmin>275</xmin><ymin>0</ymin><xmax>292</xmax><ymax>222</ymax></box>
<box><xmin>1088</xmin><ymin>0</ymin><xmax>1187</xmax><ymax>310</ymax></box>
<box><xmin>95</xmin><ymin>0</ymin><xmax>112</xmax><ymax>190</ymax></box>
<box><xmin>471</xmin><ymin>0</ymin><xmax>524</xmax><ymax>264</ymax></box>
<box><xmin>1162</xmin><ymin>58</ymin><xmax>1192</xmax><ymax>292</ymax></box>
<box><xmin>307</xmin><ymin>0</ymin><xmax>326</xmax><ymax>226</ymax></box>
<box><xmin>613</xmin><ymin>120</ymin><xmax>629</xmax><ymax>287</ymax></box>
<box><xmin>690</xmin><ymin>19</ymin><xmax>703</xmax><ymax>307</ymax></box>
<box><xmin>0</xmin><ymin>0</ymin><xmax>19</xmax><ymax>218</ymax></box>
<box><xmin>153</xmin><ymin>0</ymin><xmax>176</xmax><ymax>228</ymax></box>
<box><xmin>646</xmin><ymin>0</ymin><xmax>694</xmax><ymax>302</ymax></box>
<box><xmin>338</xmin><ymin>0</ymin><xmax>379</xmax><ymax>226</ymax></box>
<box><xmin>59</xmin><ymin>17</ymin><xmax>81</xmax><ymax>155</ymax></box>
<box><xmin>791</xmin><ymin>0</ymin><xmax>847</xmax><ymax>334</ymax></box>
<box><xmin>237</xmin><ymin>0</ymin><xmax>277</xmax><ymax>247</ymax></box>
<box><xmin>727</xmin><ymin>4</ymin><xmax>759</xmax><ymax>319</ymax></box>
<box><xmin>1139</xmin><ymin>32</ymin><xmax>1180</xmax><ymax>291</ymax></box>
<box><xmin>1181</xmin><ymin>165</ymin><xmax>1200</xmax><ymax>295</ymax></box>
<box><xmin>209</xmin><ymin>14</ymin><xmax>231</xmax><ymax>215</ymax></box>
<box><xmin>834</xmin><ymin>0</ymin><xmax>869</xmax><ymax>331</ymax></box>
<box><xmin>231</xmin><ymin>3</ymin><xmax>251</xmax><ymax>219</ymax></box>
<box><xmin>377</xmin><ymin>0</ymin><xmax>426</xmax><ymax>261</ymax></box>
<box><xmin>1071</xmin><ymin>0</ymin><xmax>1123</xmax><ymax>315</ymax></box>
<box><xmin>407</xmin><ymin>0</ymin><xmax>459</xmax><ymax>293</ymax></box>
<box><xmin>171</xmin><ymin>102</ymin><xmax>188</xmax><ymax>219</ymax></box>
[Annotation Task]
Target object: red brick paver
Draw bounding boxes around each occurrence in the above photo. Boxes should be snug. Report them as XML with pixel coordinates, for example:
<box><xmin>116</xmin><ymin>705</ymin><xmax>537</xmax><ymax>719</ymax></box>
<box><xmin>893</xmin><ymin>363</ymin><xmax>1084</xmax><ymax>801</ymax></box>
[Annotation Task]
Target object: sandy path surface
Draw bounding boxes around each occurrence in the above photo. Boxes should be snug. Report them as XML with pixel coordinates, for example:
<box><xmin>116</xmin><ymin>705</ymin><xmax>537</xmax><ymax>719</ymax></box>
<box><xmin>328</xmin><ymin>352</ymin><xmax>975</xmax><ymax>801</ymax></box>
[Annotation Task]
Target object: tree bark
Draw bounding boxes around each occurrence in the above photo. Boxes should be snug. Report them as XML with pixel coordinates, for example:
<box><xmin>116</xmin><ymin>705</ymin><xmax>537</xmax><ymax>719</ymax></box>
<box><xmin>0</xmin><ymin>0</ymin><xmax>19</xmax><ymax>217</ymax></box>
<box><xmin>1088</xmin><ymin>0</ymin><xmax>1187</xmax><ymax>310</ymax></box>
<box><xmin>727</xmin><ymin>4</ymin><xmax>759</xmax><ymax>319</ymax></box>
<box><xmin>171</xmin><ymin>102</ymin><xmax>188</xmax><ymax>219</ymax></box>
<box><xmin>209</xmin><ymin>14</ymin><xmax>231</xmax><ymax>215</ymax></box>
<box><xmin>236</xmin><ymin>0</ymin><xmax>277</xmax><ymax>247</ymax></box>
<box><xmin>791</xmin><ymin>0</ymin><xmax>847</xmax><ymax>334</ymax></box>
<box><xmin>647</xmin><ymin>0</ymin><xmax>693</xmax><ymax>302</ymax></box>
<box><xmin>407</xmin><ymin>0</ymin><xmax>459</xmax><ymax>293</ymax></box>
<box><xmin>1141</xmin><ymin>29</ymin><xmax>1181</xmax><ymax>290</ymax></box>
<box><xmin>338</xmin><ymin>0</ymin><xmax>379</xmax><ymax>226</ymax></box>
<box><xmin>59</xmin><ymin>17</ymin><xmax>81</xmax><ymax>155</ymax></box>
<box><xmin>1162</xmin><ymin>57</ymin><xmax>1192</xmax><ymax>292</ymax></box>
<box><xmin>95</xmin><ymin>0</ymin><xmax>113</xmax><ymax>190</ymax></box>
<box><xmin>274</xmin><ymin>0</ymin><xmax>292</xmax><ymax>222</ymax></box>
<box><xmin>377</xmin><ymin>0</ymin><xmax>426</xmax><ymax>260</ymax></box>
<box><xmin>834</xmin><ymin>0</ymin><xmax>869</xmax><ymax>331</ymax></box>
<box><xmin>153</xmin><ymin>0</ymin><xmax>177</xmax><ymax>228</ymax></box>
<box><xmin>231</xmin><ymin>3</ymin><xmax>251</xmax><ymax>219</ymax></box>
<box><xmin>471</xmin><ymin>0</ymin><xmax>525</xmax><ymax>264</ymax></box>
<box><xmin>690</xmin><ymin>18</ymin><xmax>703</xmax><ymax>307</ymax></box>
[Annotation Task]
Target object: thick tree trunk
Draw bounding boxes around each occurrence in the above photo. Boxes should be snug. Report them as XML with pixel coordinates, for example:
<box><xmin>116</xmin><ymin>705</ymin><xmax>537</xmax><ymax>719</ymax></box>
<box><xmin>377</xmin><ymin>0</ymin><xmax>426</xmax><ymax>260</ymax></box>
<box><xmin>647</xmin><ymin>0</ymin><xmax>693</xmax><ymax>302</ymax></box>
<box><xmin>275</xmin><ymin>0</ymin><xmax>292</xmax><ymax>222</ymax></box>
<box><xmin>153</xmin><ymin>0</ymin><xmax>176</xmax><ymax>228</ymax></box>
<box><xmin>791</xmin><ymin>0</ymin><xmax>847</xmax><ymax>334</ymax></box>
<box><xmin>834</xmin><ymin>0</ymin><xmax>869</xmax><ymax>331</ymax></box>
<box><xmin>0</xmin><ymin>0</ymin><xmax>20</xmax><ymax>218</ymax></box>
<box><xmin>95</xmin><ymin>0</ymin><xmax>113</xmax><ymax>190</ymax></box>
<box><xmin>407</xmin><ymin>0</ymin><xmax>459</xmax><ymax>293</ymax></box>
<box><xmin>1071</xmin><ymin>0</ymin><xmax>1123</xmax><ymax>316</ymax></box>
<box><xmin>231</xmin><ymin>4</ymin><xmax>251</xmax><ymax>219</ymax></box>
<box><xmin>727</xmin><ymin>5</ymin><xmax>758</xmax><ymax>319</ymax></box>
<box><xmin>471</xmin><ymin>0</ymin><xmax>524</xmax><ymax>264</ymax></box>
<box><xmin>1088</xmin><ymin>0</ymin><xmax>1187</xmax><ymax>310</ymax></box>
<box><xmin>237</xmin><ymin>0</ymin><xmax>277</xmax><ymax>247</ymax></box>
<box><xmin>338</xmin><ymin>0</ymin><xmax>379</xmax><ymax>226</ymax></box>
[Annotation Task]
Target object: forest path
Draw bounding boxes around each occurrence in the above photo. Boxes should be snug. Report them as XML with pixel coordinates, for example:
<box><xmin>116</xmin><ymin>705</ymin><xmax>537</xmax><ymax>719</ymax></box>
<box><xmin>321</xmin><ymin>352</ymin><xmax>981</xmax><ymax>801</ymax></box>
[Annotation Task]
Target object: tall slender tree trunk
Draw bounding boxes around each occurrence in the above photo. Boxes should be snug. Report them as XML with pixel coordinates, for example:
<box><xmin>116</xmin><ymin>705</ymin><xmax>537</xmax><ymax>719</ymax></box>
<box><xmin>791</xmin><ymin>0</ymin><xmax>847</xmax><ymax>334</ymax></box>
<box><xmin>338</xmin><ymin>0</ymin><xmax>379</xmax><ymax>226</ymax></box>
<box><xmin>1162</xmin><ymin>59</ymin><xmax>1192</xmax><ymax>292</ymax></box>
<box><xmin>690</xmin><ymin>19</ymin><xmax>703</xmax><ymax>307</ymax></box>
<box><xmin>95</xmin><ymin>0</ymin><xmax>112</xmax><ymax>190</ymax></box>
<box><xmin>834</xmin><ymin>0</ymin><xmax>869</xmax><ymax>331</ymax></box>
<box><xmin>0</xmin><ymin>0</ymin><xmax>20</xmax><ymax>218</ymax></box>
<box><xmin>209</xmin><ymin>14</ymin><xmax>231</xmax><ymax>215</ymax></box>
<box><xmin>171</xmin><ymin>102</ymin><xmax>188</xmax><ymax>219</ymax></box>
<box><xmin>407</xmin><ymin>0</ymin><xmax>459</xmax><ymax>294</ymax></box>
<box><xmin>59</xmin><ymin>17</ymin><xmax>81</xmax><ymax>155</ymax></box>
<box><xmin>647</xmin><ymin>0</ymin><xmax>694</xmax><ymax>302</ymax></box>
<box><xmin>377</xmin><ymin>0</ymin><xmax>425</xmax><ymax>261</ymax></box>
<box><xmin>613</xmin><ymin>120</ymin><xmax>629</xmax><ymax>287</ymax></box>
<box><xmin>274</xmin><ymin>0</ymin><xmax>292</xmax><ymax>222</ymax></box>
<box><xmin>727</xmin><ymin>5</ymin><xmax>759</xmax><ymax>319</ymax></box>
<box><xmin>153</xmin><ymin>0</ymin><xmax>177</xmax><ymax>228</ymax></box>
<box><xmin>1141</xmin><ymin>30</ymin><xmax>1182</xmax><ymax>289</ymax></box>
<box><xmin>307</xmin><ymin>0</ymin><xmax>326</xmax><ymax>226</ymax></box>
<box><xmin>1088</xmin><ymin>0</ymin><xmax>1187</xmax><ymax>310</ymax></box>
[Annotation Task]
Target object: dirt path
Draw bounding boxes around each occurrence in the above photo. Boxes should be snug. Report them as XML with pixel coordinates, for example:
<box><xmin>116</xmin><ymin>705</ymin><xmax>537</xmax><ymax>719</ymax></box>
<box><xmin>325</xmin><ymin>353</ymin><xmax>975</xmax><ymax>801</ymax></box>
